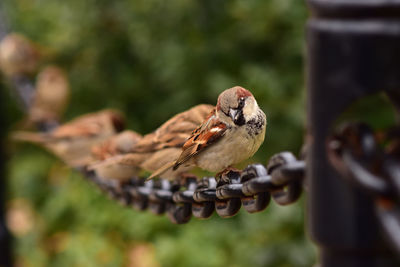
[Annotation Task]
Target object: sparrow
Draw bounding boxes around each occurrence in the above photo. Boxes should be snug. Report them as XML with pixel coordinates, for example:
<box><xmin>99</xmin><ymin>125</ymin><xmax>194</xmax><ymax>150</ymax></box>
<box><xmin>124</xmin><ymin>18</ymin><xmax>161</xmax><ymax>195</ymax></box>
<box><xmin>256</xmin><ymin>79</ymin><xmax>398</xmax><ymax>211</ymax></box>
<box><xmin>11</xmin><ymin>109</ymin><xmax>125</xmax><ymax>167</ymax></box>
<box><xmin>84</xmin><ymin>130</ymin><xmax>143</xmax><ymax>180</ymax></box>
<box><xmin>29</xmin><ymin>65</ymin><xmax>70</xmax><ymax>125</ymax></box>
<box><xmin>87</xmin><ymin>131</ymin><xmax>145</xmax><ymax>181</ymax></box>
<box><xmin>0</xmin><ymin>33</ymin><xmax>40</xmax><ymax>77</ymax></box>
<box><xmin>87</xmin><ymin>104</ymin><xmax>214</xmax><ymax>181</ymax></box>
<box><xmin>87</xmin><ymin>153</ymin><xmax>147</xmax><ymax>182</ymax></box>
<box><xmin>148</xmin><ymin>86</ymin><xmax>267</xmax><ymax>180</ymax></box>
<box><xmin>90</xmin><ymin>130</ymin><xmax>142</xmax><ymax>161</ymax></box>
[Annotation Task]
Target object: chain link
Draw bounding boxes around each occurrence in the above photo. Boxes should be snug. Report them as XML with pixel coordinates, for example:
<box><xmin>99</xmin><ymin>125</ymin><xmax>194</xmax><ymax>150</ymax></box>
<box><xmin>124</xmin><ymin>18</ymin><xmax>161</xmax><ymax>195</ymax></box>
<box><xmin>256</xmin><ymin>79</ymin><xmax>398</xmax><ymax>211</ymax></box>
<box><xmin>328</xmin><ymin>122</ymin><xmax>400</xmax><ymax>254</ymax></box>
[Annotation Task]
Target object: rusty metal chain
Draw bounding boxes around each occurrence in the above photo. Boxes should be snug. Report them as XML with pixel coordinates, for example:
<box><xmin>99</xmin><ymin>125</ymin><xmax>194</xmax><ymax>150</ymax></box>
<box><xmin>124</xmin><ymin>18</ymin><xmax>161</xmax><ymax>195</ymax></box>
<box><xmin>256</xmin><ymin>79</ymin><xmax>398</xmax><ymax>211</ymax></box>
<box><xmin>328</xmin><ymin>122</ymin><xmax>400</xmax><ymax>254</ymax></box>
<box><xmin>81</xmin><ymin>152</ymin><xmax>305</xmax><ymax>224</ymax></box>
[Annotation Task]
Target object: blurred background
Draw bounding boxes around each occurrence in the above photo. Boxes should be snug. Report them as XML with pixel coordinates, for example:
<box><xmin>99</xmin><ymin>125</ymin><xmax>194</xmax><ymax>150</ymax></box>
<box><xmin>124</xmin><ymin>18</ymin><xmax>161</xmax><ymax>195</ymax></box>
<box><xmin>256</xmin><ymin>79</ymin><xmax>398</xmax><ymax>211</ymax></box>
<box><xmin>0</xmin><ymin>0</ymin><xmax>317</xmax><ymax>266</ymax></box>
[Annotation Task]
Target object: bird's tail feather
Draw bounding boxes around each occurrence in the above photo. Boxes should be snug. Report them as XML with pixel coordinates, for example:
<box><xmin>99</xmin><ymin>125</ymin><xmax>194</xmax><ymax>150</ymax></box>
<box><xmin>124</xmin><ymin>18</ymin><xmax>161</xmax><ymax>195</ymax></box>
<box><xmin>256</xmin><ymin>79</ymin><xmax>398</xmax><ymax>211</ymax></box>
<box><xmin>146</xmin><ymin>161</ymin><xmax>176</xmax><ymax>180</ymax></box>
<box><xmin>10</xmin><ymin>131</ymin><xmax>46</xmax><ymax>144</ymax></box>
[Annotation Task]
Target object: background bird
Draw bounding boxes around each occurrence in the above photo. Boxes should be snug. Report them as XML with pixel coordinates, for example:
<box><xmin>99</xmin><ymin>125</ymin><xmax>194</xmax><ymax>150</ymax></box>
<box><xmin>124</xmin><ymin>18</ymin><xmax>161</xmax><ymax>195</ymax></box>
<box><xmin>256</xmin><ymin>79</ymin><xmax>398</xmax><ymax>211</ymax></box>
<box><xmin>148</xmin><ymin>86</ymin><xmax>266</xmax><ymax>180</ymax></box>
<box><xmin>87</xmin><ymin>104</ymin><xmax>214</xmax><ymax>181</ymax></box>
<box><xmin>29</xmin><ymin>65</ymin><xmax>70</xmax><ymax>125</ymax></box>
<box><xmin>86</xmin><ymin>130</ymin><xmax>144</xmax><ymax>181</ymax></box>
<box><xmin>11</xmin><ymin>109</ymin><xmax>125</xmax><ymax>167</ymax></box>
<box><xmin>0</xmin><ymin>33</ymin><xmax>41</xmax><ymax>77</ymax></box>
<box><xmin>91</xmin><ymin>130</ymin><xmax>142</xmax><ymax>161</ymax></box>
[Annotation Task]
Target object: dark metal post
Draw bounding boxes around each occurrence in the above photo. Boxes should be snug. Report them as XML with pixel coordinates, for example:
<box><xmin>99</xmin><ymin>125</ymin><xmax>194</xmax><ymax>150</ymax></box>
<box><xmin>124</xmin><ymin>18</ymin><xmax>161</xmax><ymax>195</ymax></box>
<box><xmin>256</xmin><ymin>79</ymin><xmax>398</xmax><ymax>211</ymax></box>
<box><xmin>307</xmin><ymin>0</ymin><xmax>400</xmax><ymax>266</ymax></box>
<box><xmin>0</xmin><ymin>88</ymin><xmax>12</xmax><ymax>266</ymax></box>
<box><xmin>0</xmin><ymin>4</ymin><xmax>13</xmax><ymax>266</ymax></box>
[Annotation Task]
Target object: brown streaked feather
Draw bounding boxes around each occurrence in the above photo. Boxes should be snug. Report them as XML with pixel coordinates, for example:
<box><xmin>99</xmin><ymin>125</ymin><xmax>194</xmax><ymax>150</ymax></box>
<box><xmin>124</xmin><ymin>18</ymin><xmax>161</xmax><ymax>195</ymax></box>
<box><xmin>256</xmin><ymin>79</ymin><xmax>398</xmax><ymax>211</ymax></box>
<box><xmin>110</xmin><ymin>153</ymin><xmax>148</xmax><ymax>166</ymax></box>
<box><xmin>131</xmin><ymin>104</ymin><xmax>214</xmax><ymax>153</ymax></box>
<box><xmin>11</xmin><ymin>109</ymin><xmax>124</xmax><ymax>167</ymax></box>
<box><xmin>51</xmin><ymin>122</ymin><xmax>102</xmax><ymax>138</ymax></box>
<box><xmin>88</xmin><ymin>152</ymin><xmax>149</xmax><ymax>171</ymax></box>
<box><xmin>172</xmin><ymin>114</ymin><xmax>227</xmax><ymax>170</ymax></box>
<box><xmin>11</xmin><ymin>125</ymin><xmax>101</xmax><ymax>143</ymax></box>
<box><xmin>11</xmin><ymin>131</ymin><xmax>47</xmax><ymax>144</ymax></box>
<box><xmin>51</xmin><ymin>109</ymin><xmax>120</xmax><ymax>139</ymax></box>
<box><xmin>156</xmin><ymin>104</ymin><xmax>213</xmax><ymax>135</ymax></box>
<box><xmin>87</xmin><ymin>152</ymin><xmax>147</xmax><ymax>181</ymax></box>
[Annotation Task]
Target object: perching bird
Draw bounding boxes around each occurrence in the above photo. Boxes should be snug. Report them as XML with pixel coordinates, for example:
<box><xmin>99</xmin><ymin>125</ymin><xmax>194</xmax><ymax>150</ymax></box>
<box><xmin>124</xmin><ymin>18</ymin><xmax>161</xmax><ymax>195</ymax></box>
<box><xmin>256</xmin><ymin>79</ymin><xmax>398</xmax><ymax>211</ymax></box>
<box><xmin>148</xmin><ymin>86</ymin><xmax>266</xmax><ymax>180</ymax></box>
<box><xmin>87</xmin><ymin>153</ymin><xmax>146</xmax><ymax>182</ymax></box>
<box><xmin>87</xmin><ymin>104</ymin><xmax>214</xmax><ymax>181</ymax></box>
<box><xmin>29</xmin><ymin>65</ymin><xmax>70</xmax><ymax>125</ymax></box>
<box><xmin>85</xmin><ymin>130</ymin><xmax>144</xmax><ymax>180</ymax></box>
<box><xmin>91</xmin><ymin>130</ymin><xmax>143</xmax><ymax>161</ymax></box>
<box><xmin>0</xmin><ymin>33</ymin><xmax>40</xmax><ymax>76</ymax></box>
<box><xmin>11</xmin><ymin>109</ymin><xmax>125</xmax><ymax>167</ymax></box>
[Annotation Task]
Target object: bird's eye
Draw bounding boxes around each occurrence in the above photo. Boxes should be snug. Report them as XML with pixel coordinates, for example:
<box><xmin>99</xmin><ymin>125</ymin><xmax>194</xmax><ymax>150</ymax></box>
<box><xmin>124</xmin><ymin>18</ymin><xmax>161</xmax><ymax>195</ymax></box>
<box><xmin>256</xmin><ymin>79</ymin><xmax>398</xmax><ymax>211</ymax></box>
<box><xmin>238</xmin><ymin>97</ymin><xmax>245</xmax><ymax>108</ymax></box>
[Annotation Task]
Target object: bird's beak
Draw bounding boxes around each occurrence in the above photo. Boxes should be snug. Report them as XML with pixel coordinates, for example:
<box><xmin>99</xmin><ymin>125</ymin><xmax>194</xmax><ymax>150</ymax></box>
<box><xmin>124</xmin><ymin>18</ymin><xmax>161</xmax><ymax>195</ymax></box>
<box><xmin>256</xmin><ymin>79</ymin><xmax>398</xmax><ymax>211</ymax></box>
<box><xmin>229</xmin><ymin>108</ymin><xmax>238</xmax><ymax>122</ymax></box>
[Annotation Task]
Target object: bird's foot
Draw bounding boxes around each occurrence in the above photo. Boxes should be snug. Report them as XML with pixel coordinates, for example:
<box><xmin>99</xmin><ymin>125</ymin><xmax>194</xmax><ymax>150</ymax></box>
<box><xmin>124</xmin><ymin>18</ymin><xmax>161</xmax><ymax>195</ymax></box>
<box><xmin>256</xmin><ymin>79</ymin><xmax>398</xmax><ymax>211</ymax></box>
<box><xmin>216</xmin><ymin>167</ymin><xmax>242</xmax><ymax>184</ymax></box>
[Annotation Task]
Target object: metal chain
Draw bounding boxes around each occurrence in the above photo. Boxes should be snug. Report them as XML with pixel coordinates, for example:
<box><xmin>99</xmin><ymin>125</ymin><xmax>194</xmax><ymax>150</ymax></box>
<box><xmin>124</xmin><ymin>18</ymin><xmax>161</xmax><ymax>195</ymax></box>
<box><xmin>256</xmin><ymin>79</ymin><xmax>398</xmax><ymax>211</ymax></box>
<box><xmin>328</xmin><ymin>122</ymin><xmax>400</xmax><ymax>254</ymax></box>
<box><xmin>81</xmin><ymin>153</ymin><xmax>305</xmax><ymax>224</ymax></box>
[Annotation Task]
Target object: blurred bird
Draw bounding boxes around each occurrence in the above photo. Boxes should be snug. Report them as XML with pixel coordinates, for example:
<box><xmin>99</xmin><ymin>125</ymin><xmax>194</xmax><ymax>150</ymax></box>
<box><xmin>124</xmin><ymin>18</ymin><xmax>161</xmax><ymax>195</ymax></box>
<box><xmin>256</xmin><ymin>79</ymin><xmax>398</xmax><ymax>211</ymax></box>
<box><xmin>148</xmin><ymin>86</ymin><xmax>266</xmax><ymax>180</ymax></box>
<box><xmin>87</xmin><ymin>153</ymin><xmax>146</xmax><ymax>182</ymax></box>
<box><xmin>0</xmin><ymin>33</ymin><xmax>40</xmax><ymax>76</ymax></box>
<box><xmin>29</xmin><ymin>65</ymin><xmax>70</xmax><ymax>125</ymax></box>
<box><xmin>87</xmin><ymin>104</ymin><xmax>214</xmax><ymax>181</ymax></box>
<box><xmin>11</xmin><ymin>109</ymin><xmax>125</xmax><ymax>166</ymax></box>
<box><xmin>91</xmin><ymin>130</ymin><xmax>142</xmax><ymax>161</ymax></box>
<box><xmin>85</xmin><ymin>130</ymin><xmax>143</xmax><ymax>180</ymax></box>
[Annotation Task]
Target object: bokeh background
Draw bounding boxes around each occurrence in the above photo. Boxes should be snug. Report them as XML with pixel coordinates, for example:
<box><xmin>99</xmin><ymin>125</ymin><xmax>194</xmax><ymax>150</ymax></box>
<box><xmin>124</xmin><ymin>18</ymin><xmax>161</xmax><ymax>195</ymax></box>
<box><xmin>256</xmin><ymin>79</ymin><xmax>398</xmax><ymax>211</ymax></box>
<box><xmin>0</xmin><ymin>0</ymin><xmax>318</xmax><ymax>266</ymax></box>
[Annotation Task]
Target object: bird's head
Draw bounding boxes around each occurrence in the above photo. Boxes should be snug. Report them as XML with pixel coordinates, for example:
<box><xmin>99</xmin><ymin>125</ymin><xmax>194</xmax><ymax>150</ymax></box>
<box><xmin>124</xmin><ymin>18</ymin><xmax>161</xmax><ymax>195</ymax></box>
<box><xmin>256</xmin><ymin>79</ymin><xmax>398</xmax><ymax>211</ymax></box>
<box><xmin>114</xmin><ymin>130</ymin><xmax>142</xmax><ymax>152</ymax></box>
<box><xmin>216</xmin><ymin>86</ymin><xmax>259</xmax><ymax>126</ymax></box>
<box><xmin>104</xmin><ymin>109</ymin><xmax>125</xmax><ymax>132</ymax></box>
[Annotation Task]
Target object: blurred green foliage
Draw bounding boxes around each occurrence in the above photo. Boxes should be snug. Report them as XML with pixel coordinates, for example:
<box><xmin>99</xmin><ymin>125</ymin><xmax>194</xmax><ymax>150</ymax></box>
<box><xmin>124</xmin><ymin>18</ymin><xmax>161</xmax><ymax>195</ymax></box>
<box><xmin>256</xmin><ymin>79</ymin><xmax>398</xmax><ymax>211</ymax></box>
<box><xmin>1</xmin><ymin>0</ymin><xmax>318</xmax><ymax>266</ymax></box>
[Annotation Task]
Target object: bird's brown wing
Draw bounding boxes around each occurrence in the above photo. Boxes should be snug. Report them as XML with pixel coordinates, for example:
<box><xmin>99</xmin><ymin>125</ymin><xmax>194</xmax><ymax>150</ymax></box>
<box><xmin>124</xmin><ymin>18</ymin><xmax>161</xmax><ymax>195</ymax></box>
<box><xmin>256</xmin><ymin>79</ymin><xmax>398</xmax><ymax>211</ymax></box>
<box><xmin>172</xmin><ymin>114</ymin><xmax>227</xmax><ymax>170</ymax></box>
<box><xmin>156</xmin><ymin>104</ymin><xmax>214</xmax><ymax>136</ymax></box>
<box><xmin>132</xmin><ymin>104</ymin><xmax>215</xmax><ymax>153</ymax></box>
<box><xmin>11</xmin><ymin>119</ymin><xmax>102</xmax><ymax>144</ymax></box>
<box><xmin>146</xmin><ymin>110</ymin><xmax>226</xmax><ymax>180</ymax></box>
<box><xmin>154</xmin><ymin>105</ymin><xmax>215</xmax><ymax>150</ymax></box>
<box><xmin>51</xmin><ymin>109</ymin><xmax>119</xmax><ymax>139</ymax></box>
<box><xmin>51</xmin><ymin>121</ymin><xmax>102</xmax><ymax>139</ymax></box>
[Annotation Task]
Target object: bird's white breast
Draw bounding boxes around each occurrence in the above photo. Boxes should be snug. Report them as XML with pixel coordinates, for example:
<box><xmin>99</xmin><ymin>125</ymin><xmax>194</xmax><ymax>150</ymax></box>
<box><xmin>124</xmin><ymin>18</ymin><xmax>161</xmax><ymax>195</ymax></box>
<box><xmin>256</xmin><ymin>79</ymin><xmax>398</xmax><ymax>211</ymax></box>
<box><xmin>195</xmin><ymin>124</ymin><xmax>266</xmax><ymax>172</ymax></box>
